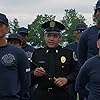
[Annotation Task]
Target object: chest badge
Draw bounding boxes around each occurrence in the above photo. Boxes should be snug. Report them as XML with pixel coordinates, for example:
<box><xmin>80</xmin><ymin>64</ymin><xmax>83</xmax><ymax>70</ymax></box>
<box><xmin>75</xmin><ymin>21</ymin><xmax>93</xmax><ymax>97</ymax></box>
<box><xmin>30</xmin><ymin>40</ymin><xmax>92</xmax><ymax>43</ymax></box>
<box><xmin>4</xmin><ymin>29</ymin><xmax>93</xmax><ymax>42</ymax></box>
<box><xmin>61</xmin><ymin>56</ymin><xmax>66</xmax><ymax>63</ymax></box>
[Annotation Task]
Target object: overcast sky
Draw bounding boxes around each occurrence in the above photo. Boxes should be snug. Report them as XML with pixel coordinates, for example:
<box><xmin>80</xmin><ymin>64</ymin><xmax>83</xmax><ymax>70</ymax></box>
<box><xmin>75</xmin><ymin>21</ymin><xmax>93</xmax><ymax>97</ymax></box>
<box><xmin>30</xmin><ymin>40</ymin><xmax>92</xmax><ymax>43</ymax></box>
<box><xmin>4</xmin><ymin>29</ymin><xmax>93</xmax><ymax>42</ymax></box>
<box><xmin>0</xmin><ymin>0</ymin><xmax>97</xmax><ymax>27</ymax></box>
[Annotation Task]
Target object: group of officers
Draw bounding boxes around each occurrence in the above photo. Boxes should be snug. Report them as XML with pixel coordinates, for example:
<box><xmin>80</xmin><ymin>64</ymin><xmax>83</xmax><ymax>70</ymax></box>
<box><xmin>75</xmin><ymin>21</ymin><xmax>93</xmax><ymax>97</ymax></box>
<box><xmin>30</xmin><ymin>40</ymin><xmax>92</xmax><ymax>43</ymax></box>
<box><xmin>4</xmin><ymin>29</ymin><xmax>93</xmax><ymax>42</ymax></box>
<box><xmin>1</xmin><ymin>0</ymin><xmax>100</xmax><ymax>100</ymax></box>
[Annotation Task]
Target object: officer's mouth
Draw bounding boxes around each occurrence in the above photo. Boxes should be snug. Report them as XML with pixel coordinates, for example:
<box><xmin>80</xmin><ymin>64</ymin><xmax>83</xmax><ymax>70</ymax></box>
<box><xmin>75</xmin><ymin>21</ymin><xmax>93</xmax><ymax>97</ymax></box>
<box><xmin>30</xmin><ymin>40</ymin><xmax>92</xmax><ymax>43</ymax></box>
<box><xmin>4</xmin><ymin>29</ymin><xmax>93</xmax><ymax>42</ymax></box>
<box><xmin>48</xmin><ymin>42</ymin><xmax>55</xmax><ymax>45</ymax></box>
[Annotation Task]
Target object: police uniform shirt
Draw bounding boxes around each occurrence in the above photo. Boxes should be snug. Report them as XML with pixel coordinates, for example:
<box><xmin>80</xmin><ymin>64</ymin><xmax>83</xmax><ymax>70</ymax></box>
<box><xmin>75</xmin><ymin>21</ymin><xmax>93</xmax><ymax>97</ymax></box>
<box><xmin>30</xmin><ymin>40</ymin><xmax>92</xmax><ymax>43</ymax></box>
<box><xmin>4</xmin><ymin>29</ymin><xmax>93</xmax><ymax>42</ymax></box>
<box><xmin>0</xmin><ymin>44</ymin><xmax>30</xmax><ymax>99</ymax></box>
<box><xmin>78</xmin><ymin>25</ymin><xmax>100</xmax><ymax>67</ymax></box>
<box><xmin>22</xmin><ymin>44</ymin><xmax>35</xmax><ymax>59</ymax></box>
<box><xmin>31</xmin><ymin>45</ymin><xmax>77</xmax><ymax>87</ymax></box>
<box><xmin>75</xmin><ymin>55</ymin><xmax>100</xmax><ymax>100</ymax></box>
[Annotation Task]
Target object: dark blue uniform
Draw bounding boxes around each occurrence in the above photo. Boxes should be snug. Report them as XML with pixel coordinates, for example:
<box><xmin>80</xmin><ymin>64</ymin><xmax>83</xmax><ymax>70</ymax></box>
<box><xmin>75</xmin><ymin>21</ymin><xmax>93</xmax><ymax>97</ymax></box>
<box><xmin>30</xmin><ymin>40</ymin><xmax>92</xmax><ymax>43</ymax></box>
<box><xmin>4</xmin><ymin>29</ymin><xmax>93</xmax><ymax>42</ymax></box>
<box><xmin>78</xmin><ymin>25</ymin><xmax>100</xmax><ymax>100</ymax></box>
<box><xmin>75</xmin><ymin>55</ymin><xmax>100</xmax><ymax>100</ymax></box>
<box><xmin>78</xmin><ymin>25</ymin><xmax>100</xmax><ymax>67</ymax></box>
<box><xmin>0</xmin><ymin>44</ymin><xmax>30</xmax><ymax>100</ymax></box>
<box><xmin>31</xmin><ymin>45</ymin><xmax>78</xmax><ymax>100</ymax></box>
<box><xmin>22</xmin><ymin>44</ymin><xmax>35</xmax><ymax>100</ymax></box>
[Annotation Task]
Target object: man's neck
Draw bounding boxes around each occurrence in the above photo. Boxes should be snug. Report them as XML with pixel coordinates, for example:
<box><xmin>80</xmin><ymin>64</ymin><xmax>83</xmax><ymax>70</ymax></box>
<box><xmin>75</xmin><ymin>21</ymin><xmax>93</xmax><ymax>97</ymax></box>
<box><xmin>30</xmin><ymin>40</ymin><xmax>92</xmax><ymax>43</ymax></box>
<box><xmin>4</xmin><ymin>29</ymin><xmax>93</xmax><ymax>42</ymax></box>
<box><xmin>96</xmin><ymin>22</ymin><xmax>100</xmax><ymax>28</ymax></box>
<box><xmin>75</xmin><ymin>39</ymin><xmax>79</xmax><ymax>43</ymax></box>
<box><xmin>22</xmin><ymin>42</ymin><xmax>27</xmax><ymax>48</ymax></box>
<box><xmin>0</xmin><ymin>37</ymin><xmax>7</xmax><ymax>47</ymax></box>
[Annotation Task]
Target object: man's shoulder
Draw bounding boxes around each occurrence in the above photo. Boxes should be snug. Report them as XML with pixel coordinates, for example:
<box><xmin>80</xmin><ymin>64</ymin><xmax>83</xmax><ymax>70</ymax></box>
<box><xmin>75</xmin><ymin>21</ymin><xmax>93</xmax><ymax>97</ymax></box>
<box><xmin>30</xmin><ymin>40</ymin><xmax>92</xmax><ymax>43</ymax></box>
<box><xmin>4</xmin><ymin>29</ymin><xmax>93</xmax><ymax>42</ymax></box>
<box><xmin>66</xmin><ymin>41</ymin><xmax>77</xmax><ymax>48</ymax></box>
<box><xmin>34</xmin><ymin>47</ymin><xmax>44</xmax><ymax>53</ymax></box>
<box><xmin>86</xmin><ymin>55</ymin><xmax>99</xmax><ymax>64</ymax></box>
<box><xmin>7</xmin><ymin>44</ymin><xmax>26</xmax><ymax>55</ymax></box>
<box><xmin>61</xmin><ymin>47</ymin><xmax>73</xmax><ymax>53</ymax></box>
<box><xmin>26</xmin><ymin>44</ymin><xmax>34</xmax><ymax>49</ymax></box>
<box><xmin>84</xmin><ymin>25</ymin><xmax>98</xmax><ymax>34</ymax></box>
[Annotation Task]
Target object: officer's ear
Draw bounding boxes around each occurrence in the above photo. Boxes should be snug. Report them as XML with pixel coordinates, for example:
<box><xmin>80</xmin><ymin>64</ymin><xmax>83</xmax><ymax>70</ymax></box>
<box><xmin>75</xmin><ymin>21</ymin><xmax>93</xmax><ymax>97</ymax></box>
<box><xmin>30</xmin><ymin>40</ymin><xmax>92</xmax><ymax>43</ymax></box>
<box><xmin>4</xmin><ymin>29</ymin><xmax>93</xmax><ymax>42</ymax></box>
<box><xmin>6</xmin><ymin>26</ymin><xmax>10</xmax><ymax>34</ymax></box>
<box><xmin>97</xmin><ymin>39</ymin><xmax>100</xmax><ymax>48</ymax></box>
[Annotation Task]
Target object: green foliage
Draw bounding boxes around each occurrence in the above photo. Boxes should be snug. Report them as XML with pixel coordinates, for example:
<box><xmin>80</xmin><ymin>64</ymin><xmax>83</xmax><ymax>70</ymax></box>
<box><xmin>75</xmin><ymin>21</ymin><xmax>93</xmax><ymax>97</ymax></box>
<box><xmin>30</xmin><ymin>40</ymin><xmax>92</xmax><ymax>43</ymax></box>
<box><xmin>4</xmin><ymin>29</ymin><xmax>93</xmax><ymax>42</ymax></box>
<box><xmin>28</xmin><ymin>14</ymin><xmax>55</xmax><ymax>46</ymax></box>
<box><xmin>61</xmin><ymin>9</ymin><xmax>86</xmax><ymax>43</ymax></box>
<box><xmin>9</xmin><ymin>9</ymin><xmax>86</xmax><ymax>46</ymax></box>
<box><xmin>9</xmin><ymin>18</ymin><xmax>19</xmax><ymax>33</ymax></box>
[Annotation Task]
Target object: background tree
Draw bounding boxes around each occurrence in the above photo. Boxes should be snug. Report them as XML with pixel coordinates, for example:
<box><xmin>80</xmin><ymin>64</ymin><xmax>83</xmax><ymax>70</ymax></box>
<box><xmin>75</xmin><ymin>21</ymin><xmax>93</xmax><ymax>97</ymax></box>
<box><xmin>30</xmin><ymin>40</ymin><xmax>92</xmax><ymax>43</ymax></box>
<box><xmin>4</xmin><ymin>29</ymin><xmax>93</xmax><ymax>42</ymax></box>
<box><xmin>9</xmin><ymin>18</ymin><xmax>19</xmax><ymax>33</ymax></box>
<box><xmin>28</xmin><ymin>14</ymin><xmax>55</xmax><ymax>46</ymax></box>
<box><xmin>61</xmin><ymin>9</ymin><xmax>86</xmax><ymax>44</ymax></box>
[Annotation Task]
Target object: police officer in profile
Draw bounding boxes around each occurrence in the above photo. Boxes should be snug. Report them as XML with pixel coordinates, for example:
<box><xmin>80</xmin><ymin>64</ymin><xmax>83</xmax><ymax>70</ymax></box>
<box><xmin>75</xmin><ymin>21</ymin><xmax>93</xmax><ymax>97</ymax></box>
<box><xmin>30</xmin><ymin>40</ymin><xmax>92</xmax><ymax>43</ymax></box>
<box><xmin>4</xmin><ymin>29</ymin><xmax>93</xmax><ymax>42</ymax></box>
<box><xmin>78</xmin><ymin>0</ymin><xmax>100</xmax><ymax>67</ymax></box>
<box><xmin>31</xmin><ymin>20</ymin><xmax>77</xmax><ymax>100</ymax></box>
<box><xmin>17</xmin><ymin>27</ymin><xmax>35</xmax><ymax>100</ymax></box>
<box><xmin>0</xmin><ymin>13</ymin><xmax>30</xmax><ymax>100</ymax></box>
<box><xmin>66</xmin><ymin>22</ymin><xmax>87</xmax><ymax>100</ymax></box>
<box><xmin>75</xmin><ymin>30</ymin><xmax>100</xmax><ymax>100</ymax></box>
<box><xmin>7</xmin><ymin>33</ymin><xmax>22</xmax><ymax>48</ymax></box>
<box><xmin>66</xmin><ymin>22</ymin><xmax>87</xmax><ymax>62</ymax></box>
<box><xmin>78</xmin><ymin>1</ymin><xmax>100</xmax><ymax>99</ymax></box>
<box><xmin>17</xmin><ymin>27</ymin><xmax>35</xmax><ymax>59</ymax></box>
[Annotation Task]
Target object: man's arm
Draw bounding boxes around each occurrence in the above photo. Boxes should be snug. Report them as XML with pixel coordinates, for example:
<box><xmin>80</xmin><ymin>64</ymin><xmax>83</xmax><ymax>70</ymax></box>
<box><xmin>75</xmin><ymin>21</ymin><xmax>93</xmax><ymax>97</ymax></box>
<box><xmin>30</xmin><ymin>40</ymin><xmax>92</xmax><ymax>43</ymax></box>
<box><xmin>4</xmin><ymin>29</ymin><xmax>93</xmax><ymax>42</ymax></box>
<box><xmin>75</xmin><ymin>63</ymin><xmax>89</xmax><ymax>96</ymax></box>
<box><xmin>78</xmin><ymin>31</ymin><xmax>88</xmax><ymax>68</ymax></box>
<box><xmin>18</xmin><ymin>50</ymin><xmax>31</xmax><ymax>100</ymax></box>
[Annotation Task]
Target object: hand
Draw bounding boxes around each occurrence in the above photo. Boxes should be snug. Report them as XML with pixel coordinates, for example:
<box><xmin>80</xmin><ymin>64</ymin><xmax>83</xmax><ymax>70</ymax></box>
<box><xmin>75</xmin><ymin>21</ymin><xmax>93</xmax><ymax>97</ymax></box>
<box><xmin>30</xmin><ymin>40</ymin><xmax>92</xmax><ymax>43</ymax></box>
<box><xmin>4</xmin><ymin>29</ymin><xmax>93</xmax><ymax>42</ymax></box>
<box><xmin>54</xmin><ymin>77</ymin><xmax>68</xmax><ymax>87</ymax></box>
<box><xmin>34</xmin><ymin>67</ymin><xmax>46</xmax><ymax>77</ymax></box>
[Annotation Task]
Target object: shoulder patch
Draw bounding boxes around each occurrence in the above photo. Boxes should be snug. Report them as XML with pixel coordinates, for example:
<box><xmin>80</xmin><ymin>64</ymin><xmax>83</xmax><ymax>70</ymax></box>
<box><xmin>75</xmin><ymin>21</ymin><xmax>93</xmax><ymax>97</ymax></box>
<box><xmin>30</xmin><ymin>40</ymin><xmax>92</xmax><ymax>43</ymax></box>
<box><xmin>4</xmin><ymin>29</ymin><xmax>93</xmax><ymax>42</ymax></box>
<box><xmin>73</xmin><ymin>52</ymin><xmax>78</xmax><ymax>61</ymax></box>
<box><xmin>1</xmin><ymin>54</ymin><xmax>16</xmax><ymax>66</ymax></box>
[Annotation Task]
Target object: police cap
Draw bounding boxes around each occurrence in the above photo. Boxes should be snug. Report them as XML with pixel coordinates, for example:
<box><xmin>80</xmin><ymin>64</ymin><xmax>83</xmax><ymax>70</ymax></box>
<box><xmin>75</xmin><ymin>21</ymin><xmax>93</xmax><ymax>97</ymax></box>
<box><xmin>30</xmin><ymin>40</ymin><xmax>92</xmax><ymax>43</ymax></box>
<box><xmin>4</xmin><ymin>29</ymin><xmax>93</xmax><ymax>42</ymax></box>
<box><xmin>17</xmin><ymin>27</ymin><xmax>28</xmax><ymax>35</ymax></box>
<box><xmin>0</xmin><ymin>13</ymin><xmax>9</xmax><ymax>26</ymax></box>
<box><xmin>7</xmin><ymin>33</ymin><xmax>22</xmax><ymax>42</ymax></box>
<box><xmin>41</xmin><ymin>20</ymin><xmax>65</xmax><ymax>35</ymax></box>
<box><xmin>75</xmin><ymin>22</ymin><xmax>87</xmax><ymax>31</ymax></box>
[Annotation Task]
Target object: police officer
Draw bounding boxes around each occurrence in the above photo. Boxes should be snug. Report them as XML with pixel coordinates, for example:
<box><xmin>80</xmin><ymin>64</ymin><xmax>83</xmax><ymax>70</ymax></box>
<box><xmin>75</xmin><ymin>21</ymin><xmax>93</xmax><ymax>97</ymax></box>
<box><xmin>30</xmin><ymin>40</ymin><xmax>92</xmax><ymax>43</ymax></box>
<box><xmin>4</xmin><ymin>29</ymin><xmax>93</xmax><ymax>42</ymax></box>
<box><xmin>66</xmin><ymin>22</ymin><xmax>87</xmax><ymax>100</ymax></box>
<box><xmin>7</xmin><ymin>33</ymin><xmax>22</xmax><ymax>48</ymax></box>
<box><xmin>78</xmin><ymin>1</ymin><xmax>100</xmax><ymax>99</ymax></box>
<box><xmin>31</xmin><ymin>20</ymin><xmax>77</xmax><ymax>100</ymax></box>
<box><xmin>17</xmin><ymin>27</ymin><xmax>35</xmax><ymax>59</ymax></box>
<box><xmin>78</xmin><ymin>0</ymin><xmax>100</xmax><ymax>67</ymax></box>
<box><xmin>0</xmin><ymin>13</ymin><xmax>30</xmax><ymax>100</ymax></box>
<box><xmin>75</xmin><ymin>30</ymin><xmax>100</xmax><ymax>100</ymax></box>
<box><xmin>66</xmin><ymin>22</ymin><xmax>87</xmax><ymax>62</ymax></box>
<box><xmin>17</xmin><ymin>27</ymin><xmax>35</xmax><ymax>100</ymax></box>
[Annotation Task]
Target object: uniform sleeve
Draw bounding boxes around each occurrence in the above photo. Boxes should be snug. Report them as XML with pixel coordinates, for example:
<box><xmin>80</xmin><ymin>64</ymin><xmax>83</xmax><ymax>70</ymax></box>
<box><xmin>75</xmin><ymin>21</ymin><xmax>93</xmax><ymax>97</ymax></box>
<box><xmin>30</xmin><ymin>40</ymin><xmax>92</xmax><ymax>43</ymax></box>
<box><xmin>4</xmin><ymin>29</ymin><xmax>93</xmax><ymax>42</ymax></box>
<box><xmin>78</xmin><ymin>30</ymin><xmax>88</xmax><ymax>68</ymax></box>
<box><xmin>75</xmin><ymin>63</ymin><xmax>89</xmax><ymax>96</ymax></box>
<box><xmin>18</xmin><ymin>50</ymin><xmax>31</xmax><ymax>100</ymax></box>
<box><xmin>66</xmin><ymin>51</ymin><xmax>78</xmax><ymax>84</ymax></box>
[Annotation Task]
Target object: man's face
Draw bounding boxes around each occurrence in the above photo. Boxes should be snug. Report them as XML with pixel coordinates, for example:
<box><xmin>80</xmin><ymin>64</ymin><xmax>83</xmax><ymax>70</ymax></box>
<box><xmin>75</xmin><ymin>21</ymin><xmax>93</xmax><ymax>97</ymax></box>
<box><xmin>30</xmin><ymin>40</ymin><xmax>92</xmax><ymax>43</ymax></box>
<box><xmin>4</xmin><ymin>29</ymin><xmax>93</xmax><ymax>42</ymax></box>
<box><xmin>95</xmin><ymin>9</ymin><xmax>100</xmax><ymax>22</ymax></box>
<box><xmin>74</xmin><ymin>29</ymin><xmax>84</xmax><ymax>41</ymax></box>
<box><xmin>19</xmin><ymin>33</ymin><xmax>28</xmax><ymax>44</ymax></box>
<box><xmin>0</xmin><ymin>22</ymin><xmax>8</xmax><ymax>38</ymax></box>
<box><xmin>74</xmin><ymin>31</ymin><xmax>81</xmax><ymax>41</ymax></box>
<box><xmin>44</xmin><ymin>33</ymin><xmax>61</xmax><ymax>48</ymax></box>
<box><xmin>8</xmin><ymin>39</ymin><xmax>22</xmax><ymax>48</ymax></box>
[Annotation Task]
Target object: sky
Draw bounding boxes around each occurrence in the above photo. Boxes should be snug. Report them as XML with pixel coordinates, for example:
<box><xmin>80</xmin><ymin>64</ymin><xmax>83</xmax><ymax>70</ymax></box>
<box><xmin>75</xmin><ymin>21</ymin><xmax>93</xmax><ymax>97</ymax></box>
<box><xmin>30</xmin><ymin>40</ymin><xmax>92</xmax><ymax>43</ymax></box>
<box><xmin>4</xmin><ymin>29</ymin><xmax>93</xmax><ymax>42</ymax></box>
<box><xmin>0</xmin><ymin>0</ymin><xmax>97</xmax><ymax>27</ymax></box>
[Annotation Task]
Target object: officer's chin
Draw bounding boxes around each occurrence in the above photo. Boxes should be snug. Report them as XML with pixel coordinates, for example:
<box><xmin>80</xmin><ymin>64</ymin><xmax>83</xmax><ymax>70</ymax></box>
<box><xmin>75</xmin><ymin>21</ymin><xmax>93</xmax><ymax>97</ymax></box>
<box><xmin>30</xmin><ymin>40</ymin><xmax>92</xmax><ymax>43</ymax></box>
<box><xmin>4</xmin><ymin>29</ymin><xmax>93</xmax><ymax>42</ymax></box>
<box><xmin>47</xmin><ymin>44</ymin><xmax>56</xmax><ymax>48</ymax></box>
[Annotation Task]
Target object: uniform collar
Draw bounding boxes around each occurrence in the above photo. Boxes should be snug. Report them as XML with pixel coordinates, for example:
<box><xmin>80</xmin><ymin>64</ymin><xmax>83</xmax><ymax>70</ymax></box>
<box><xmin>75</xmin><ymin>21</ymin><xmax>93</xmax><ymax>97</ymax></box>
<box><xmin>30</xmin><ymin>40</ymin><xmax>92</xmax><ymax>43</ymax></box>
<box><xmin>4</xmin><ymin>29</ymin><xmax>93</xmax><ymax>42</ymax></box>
<box><xmin>45</xmin><ymin>45</ymin><xmax>61</xmax><ymax>54</ymax></box>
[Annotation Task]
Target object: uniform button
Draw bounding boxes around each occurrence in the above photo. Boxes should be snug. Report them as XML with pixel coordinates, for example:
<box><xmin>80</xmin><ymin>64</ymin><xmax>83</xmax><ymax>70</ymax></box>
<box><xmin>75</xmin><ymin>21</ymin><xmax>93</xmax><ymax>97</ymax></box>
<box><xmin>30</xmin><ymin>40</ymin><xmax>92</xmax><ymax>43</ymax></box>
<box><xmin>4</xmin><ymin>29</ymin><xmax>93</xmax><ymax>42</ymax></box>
<box><xmin>62</xmin><ymin>66</ymin><xmax>64</xmax><ymax>68</ymax></box>
<box><xmin>49</xmin><ymin>78</ymin><xmax>51</xmax><ymax>80</ymax></box>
